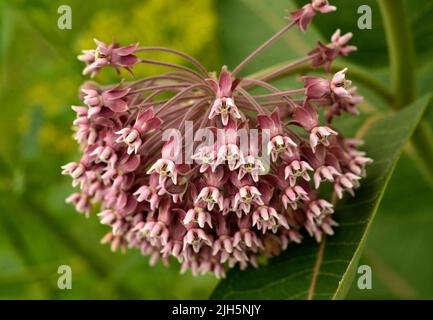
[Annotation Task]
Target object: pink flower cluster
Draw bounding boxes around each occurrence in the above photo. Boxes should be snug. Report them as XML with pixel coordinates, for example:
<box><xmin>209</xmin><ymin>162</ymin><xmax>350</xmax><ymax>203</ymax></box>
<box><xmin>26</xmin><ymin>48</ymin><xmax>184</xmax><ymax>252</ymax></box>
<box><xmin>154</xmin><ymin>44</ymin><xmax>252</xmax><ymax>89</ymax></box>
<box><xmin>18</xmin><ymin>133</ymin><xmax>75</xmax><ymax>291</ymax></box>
<box><xmin>63</xmin><ymin>0</ymin><xmax>371</xmax><ymax>277</ymax></box>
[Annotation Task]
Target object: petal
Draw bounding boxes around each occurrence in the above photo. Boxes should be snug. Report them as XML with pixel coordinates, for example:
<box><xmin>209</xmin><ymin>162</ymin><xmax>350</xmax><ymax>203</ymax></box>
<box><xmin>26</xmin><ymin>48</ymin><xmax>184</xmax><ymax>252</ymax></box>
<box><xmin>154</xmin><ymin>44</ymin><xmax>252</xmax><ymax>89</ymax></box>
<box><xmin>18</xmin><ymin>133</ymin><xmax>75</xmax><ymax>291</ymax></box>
<box><xmin>116</xmin><ymin>43</ymin><xmax>139</xmax><ymax>56</ymax></box>
<box><xmin>184</xmin><ymin>210</ymin><xmax>195</xmax><ymax>225</ymax></box>
<box><xmin>119</xmin><ymin>55</ymin><xmax>139</xmax><ymax>67</ymax></box>
<box><xmin>104</xmin><ymin>88</ymin><xmax>130</xmax><ymax>100</ymax></box>
<box><xmin>219</xmin><ymin>66</ymin><xmax>233</xmax><ymax>97</ymax></box>
<box><xmin>107</xmin><ymin>99</ymin><xmax>128</xmax><ymax>113</ymax></box>
<box><xmin>331</xmin><ymin>29</ymin><xmax>341</xmax><ymax>42</ymax></box>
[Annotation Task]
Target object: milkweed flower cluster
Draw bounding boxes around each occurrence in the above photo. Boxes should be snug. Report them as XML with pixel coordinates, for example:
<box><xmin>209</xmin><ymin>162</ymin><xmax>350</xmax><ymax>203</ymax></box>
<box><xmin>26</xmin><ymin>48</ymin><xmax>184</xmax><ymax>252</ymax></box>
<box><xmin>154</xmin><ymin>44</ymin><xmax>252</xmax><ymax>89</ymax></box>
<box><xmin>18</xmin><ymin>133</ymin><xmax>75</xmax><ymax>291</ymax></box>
<box><xmin>62</xmin><ymin>0</ymin><xmax>371</xmax><ymax>278</ymax></box>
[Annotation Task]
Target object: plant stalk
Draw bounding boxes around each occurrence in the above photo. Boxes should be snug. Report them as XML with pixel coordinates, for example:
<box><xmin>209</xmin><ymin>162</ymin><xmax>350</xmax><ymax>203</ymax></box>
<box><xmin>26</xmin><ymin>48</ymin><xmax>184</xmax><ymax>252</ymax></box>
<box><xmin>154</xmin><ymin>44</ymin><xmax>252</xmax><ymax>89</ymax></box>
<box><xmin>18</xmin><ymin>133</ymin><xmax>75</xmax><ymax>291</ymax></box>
<box><xmin>379</xmin><ymin>0</ymin><xmax>416</xmax><ymax>109</ymax></box>
<box><xmin>380</xmin><ymin>0</ymin><xmax>433</xmax><ymax>188</ymax></box>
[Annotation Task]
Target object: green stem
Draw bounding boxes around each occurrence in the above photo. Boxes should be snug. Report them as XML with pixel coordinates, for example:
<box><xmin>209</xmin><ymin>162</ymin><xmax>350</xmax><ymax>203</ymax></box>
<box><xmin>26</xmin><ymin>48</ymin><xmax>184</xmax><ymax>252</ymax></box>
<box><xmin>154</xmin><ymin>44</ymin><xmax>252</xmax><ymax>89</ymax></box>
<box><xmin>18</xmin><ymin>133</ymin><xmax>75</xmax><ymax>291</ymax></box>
<box><xmin>380</xmin><ymin>0</ymin><xmax>433</xmax><ymax>189</ymax></box>
<box><xmin>248</xmin><ymin>60</ymin><xmax>393</xmax><ymax>105</ymax></box>
<box><xmin>379</xmin><ymin>0</ymin><xmax>416</xmax><ymax>109</ymax></box>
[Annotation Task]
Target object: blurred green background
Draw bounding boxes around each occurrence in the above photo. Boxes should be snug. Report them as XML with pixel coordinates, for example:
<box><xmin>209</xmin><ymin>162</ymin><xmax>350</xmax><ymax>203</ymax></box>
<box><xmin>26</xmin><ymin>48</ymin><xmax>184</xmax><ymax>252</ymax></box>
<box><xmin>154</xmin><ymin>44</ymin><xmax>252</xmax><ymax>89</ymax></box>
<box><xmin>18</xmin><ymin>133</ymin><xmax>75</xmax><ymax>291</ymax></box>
<box><xmin>0</xmin><ymin>0</ymin><xmax>432</xmax><ymax>299</ymax></box>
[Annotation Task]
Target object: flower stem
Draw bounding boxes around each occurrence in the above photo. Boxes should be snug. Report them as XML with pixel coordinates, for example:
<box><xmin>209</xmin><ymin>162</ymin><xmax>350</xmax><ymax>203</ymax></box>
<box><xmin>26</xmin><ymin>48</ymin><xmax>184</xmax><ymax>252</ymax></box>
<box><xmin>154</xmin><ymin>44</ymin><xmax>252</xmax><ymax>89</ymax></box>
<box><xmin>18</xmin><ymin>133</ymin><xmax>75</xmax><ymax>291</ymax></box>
<box><xmin>155</xmin><ymin>84</ymin><xmax>209</xmax><ymax>114</ymax></box>
<box><xmin>257</xmin><ymin>54</ymin><xmax>317</xmax><ymax>82</ymax></box>
<box><xmin>136</xmin><ymin>47</ymin><xmax>209</xmax><ymax>75</ymax></box>
<box><xmin>252</xmin><ymin>88</ymin><xmax>305</xmax><ymax>99</ymax></box>
<box><xmin>232</xmin><ymin>22</ymin><xmax>294</xmax><ymax>76</ymax></box>
<box><xmin>237</xmin><ymin>88</ymin><xmax>266</xmax><ymax>114</ymax></box>
<box><xmin>128</xmin><ymin>84</ymin><xmax>189</xmax><ymax>95</ymax></box>
<box><xmin>248</xmin><ymin>60</ymin><xmax>393</xmax><ymax>105</ymax></box>
<box><xmin>139</xmin><ymin>58</ymin><xmax>207</xmax><ymax>82</ymax></box>
<box><xmin>242</xmin><ymin>78</ymin><xmax>296</xmax><ymax>107</ymax></box>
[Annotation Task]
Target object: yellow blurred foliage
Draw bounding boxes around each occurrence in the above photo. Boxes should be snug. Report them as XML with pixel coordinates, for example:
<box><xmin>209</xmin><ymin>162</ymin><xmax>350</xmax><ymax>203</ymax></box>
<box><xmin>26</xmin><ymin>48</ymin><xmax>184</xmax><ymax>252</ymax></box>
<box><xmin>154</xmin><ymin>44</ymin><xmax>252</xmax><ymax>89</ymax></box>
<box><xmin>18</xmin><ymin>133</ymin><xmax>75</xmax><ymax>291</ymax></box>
<box><xmin>40</xmin><ymin>124</ymin><xmax>75</xmax><ymax>153</ymax></box>
<box><xmin>25</xmin><ymin>0</ymin><xmax>218</xmax><ymax>154</ymax></box>
<box><xmin>76</xmin><ymin>0</ymin><xmax>218</xmax><ymax>77</ymax></box>
<box><xmin>26</xmin><ymin>78</ymin><xmax>76</xmax><ymax>117</ymax></box>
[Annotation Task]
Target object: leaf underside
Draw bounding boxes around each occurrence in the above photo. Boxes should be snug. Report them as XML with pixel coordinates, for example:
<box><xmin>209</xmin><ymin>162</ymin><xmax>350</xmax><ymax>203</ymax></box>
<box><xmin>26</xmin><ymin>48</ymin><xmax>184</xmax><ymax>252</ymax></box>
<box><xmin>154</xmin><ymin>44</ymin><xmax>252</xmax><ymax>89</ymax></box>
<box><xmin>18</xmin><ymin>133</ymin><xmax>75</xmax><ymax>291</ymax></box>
<box><xmin>211</xmin><ymin>95</ymin><xmax>432</xmax><ymax>300</ymax></box>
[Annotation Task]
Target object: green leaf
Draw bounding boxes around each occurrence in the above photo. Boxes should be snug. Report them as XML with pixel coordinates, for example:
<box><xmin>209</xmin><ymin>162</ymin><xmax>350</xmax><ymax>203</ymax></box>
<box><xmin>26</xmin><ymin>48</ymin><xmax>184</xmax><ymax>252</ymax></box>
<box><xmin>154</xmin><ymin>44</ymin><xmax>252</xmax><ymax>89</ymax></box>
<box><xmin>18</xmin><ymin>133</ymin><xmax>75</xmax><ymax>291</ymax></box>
<box><xmin>211</xmin><ymin>95</ymin><xmax>432</xmax><ymax>300</ymax></box>
<box><xmin>347</xmin><ymin>153</ymin><xmax>433</xmax><ymax>299</ymax></box>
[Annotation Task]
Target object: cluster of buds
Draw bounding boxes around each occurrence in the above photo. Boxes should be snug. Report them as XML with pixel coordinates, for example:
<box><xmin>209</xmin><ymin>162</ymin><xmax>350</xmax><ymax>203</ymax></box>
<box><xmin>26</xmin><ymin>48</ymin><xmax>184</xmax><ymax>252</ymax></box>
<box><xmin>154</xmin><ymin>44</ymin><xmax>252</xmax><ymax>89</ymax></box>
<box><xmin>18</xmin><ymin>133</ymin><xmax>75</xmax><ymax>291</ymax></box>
<box><xmin>63</xmin><ymin>0</ymin><xmax>371</xmax><ymax>277</ymax></box>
